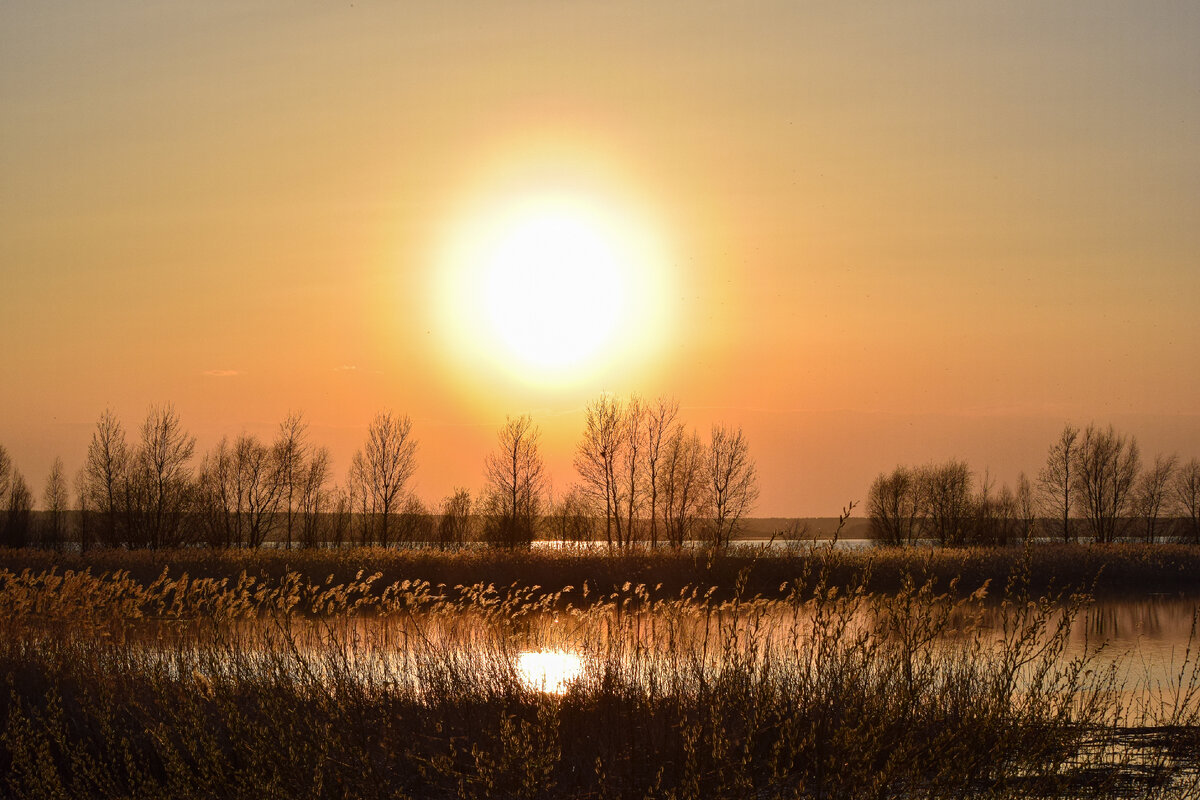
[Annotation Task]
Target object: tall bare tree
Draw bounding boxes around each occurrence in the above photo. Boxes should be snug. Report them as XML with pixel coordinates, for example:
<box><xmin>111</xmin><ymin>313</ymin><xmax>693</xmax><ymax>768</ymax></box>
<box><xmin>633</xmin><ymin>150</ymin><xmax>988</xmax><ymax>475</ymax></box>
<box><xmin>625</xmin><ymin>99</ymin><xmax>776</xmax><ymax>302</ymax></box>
<box><xmin>707</xmin><ymin>424</ymin><xmax>759</xmax><ymax>549</ymax></box>
<box><xmin>437</xmin><ymin>488</ymin><xmax>473</xmax><ymax>549</ymax></box>
<box><xmin>575</xmin><ymin>395</ymin><xmax>625</xmax><ymax>549</ymax></box>
<box><xmin>998</xmin><ymin>483</ymin><xmax>1020</xmax><ymax>546</ymax></box>
<box><xmin>484</xmin><ymin>415</ymin><xmax>546</xmax><ymax>548</ymax></box>
<box><xmin>643</xmin><ymin>395</ymin><xmax>679</xmax><ymax>549</ymax></box>
<box><xmin>83</xmin><ymin>409</ymin><xmax>129</xmax><ymax>547</ymax></box>
<box><xmin>199</xmin><ymin>434</ymin><xmax>287</xmax><ymax>549</ymax></box>
<box><xmin>0</xmin><ymin>447</ymin><xmax>33</xmax><ymax>548</ymax></box>
<box><xmin>275</xmin><ymin>412</ymin><xmax>309</xmax><ymax>550</ymax></box>
<box><xmin>327</xmin><ymin>485</ymin><xmax>354</xmax><ymax>549</ymax></box>
<box><xmin>74</xmin><ymin>467</ymin><xmax>93</xmax><ymax>552</ymax></box>
<box><xmin>619</xmin><ymin>395</ymin><xmax>647</xmax><ymax>547</ymax></box>
<box><xmin>3</xmin><ymin>469</ymin><xmax>33</xmax><ymax>549</ymax></box>
<box><xmin>1136</xmin><ymin>453</ymin><xmax>1177</xmax><ymax>544</ymax></box>
<box><xmin>132</xmin><ymin>404</ymin><xmax>196</xmax><ymax>549</ymax></box>
<box><xmin>661</xmin><ymin>427</ymin><xmax>708</xmax><ymax>548</ymax></box>
<box><xmin>197</xmin><ymin>439</ymin><xmax>238</xmax><ymax>548</ymax></box>
<box><xmin>41</xmin><ymin>457</ymin><xmax>68</xmax><ymax>550</ymax></box>
<box><xmin>1073</xmin><ymin>423</ymin><xmax>1140</xmax><ymax>544</ymax></box>
<box><xmin>1175</xmin><ymin>458</ymin><xmax>1200</xmax><ymax>544</ymax></box>
<box><xmin>1015</xmin><ymin>472</ymin><xmax>1037</xmax><ymax>542</ymax></box>
<box><xmin>0</xmin><ymin>446</ymin><xmax>9</xmax><ymax>502</ymax></box>
<box><xmin>296</xmin><ymin>447</ymin><xmax>331</xmax><ymax>548</ymax></box>
<box><xmin>1037</xmin><ymin>424</ymin><xmax>1079</xmax><ymax>543</ymax></box>
<box><xmin>348</xmin><ymin>453</ymin><xmax>372</xmax><ymax>546</ymax></box>
<box><xmin>353</xmin><ymin>411</ymin><xmax>418</xmax><ymax>547</ymax></box>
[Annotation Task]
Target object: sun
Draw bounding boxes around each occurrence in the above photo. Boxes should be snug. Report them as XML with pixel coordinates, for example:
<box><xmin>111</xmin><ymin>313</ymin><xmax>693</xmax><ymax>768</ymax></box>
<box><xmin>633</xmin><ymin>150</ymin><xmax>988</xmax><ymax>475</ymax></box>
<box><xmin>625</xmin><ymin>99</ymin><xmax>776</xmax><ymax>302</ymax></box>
<box><xmin>436</xmin><ymin>189</ymin><xmax>670</xmax><ymax>384</ymax></box>
<box><xmin>480</xmin><ymin>205</ymin><xmax>626</xmax><ymax>369</ymax></box>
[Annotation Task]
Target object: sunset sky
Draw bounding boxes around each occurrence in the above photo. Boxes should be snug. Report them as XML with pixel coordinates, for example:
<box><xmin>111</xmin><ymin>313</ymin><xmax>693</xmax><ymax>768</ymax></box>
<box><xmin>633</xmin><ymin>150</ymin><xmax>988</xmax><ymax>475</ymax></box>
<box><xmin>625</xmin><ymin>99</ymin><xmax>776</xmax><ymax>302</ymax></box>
<box><xmin>2</xmin><ymin>2</ymin><xmax>1198</xmax><ymax>515</ymax></box>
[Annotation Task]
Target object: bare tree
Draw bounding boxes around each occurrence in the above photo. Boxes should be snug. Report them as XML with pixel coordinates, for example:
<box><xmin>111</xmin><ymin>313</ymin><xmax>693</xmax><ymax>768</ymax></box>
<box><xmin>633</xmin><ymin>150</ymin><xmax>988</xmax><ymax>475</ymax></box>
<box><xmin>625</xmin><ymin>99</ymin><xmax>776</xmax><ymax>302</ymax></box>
<box><xmin>1175</xmin><ymin>458</ymin><xmax>1200</xmax><ymax>544</ymax></box>
<box><xmin>74</xmin><ymin>467</ymin><xmax>93</xmax><ymax>552</ymax></box>
<box><xmin>353</xmin><ymin>412</ymin><xmax>418</xmax><ymax>548</ymax></box>
<box><xmin>275</xmin><ymin>412</ymin><xmax>308</xmax><ymax>550</ymax></box>
<box><xmin>1016</xmin><ymin>472</ymin><xmax>1037</xmax><ymax>542</ymax></box>
<box><xmin>643</xmin><ymin>395</ymin><xmax>678</xmax><ymax>549</ymax></box>
<box><xmin>973</xmin><ymin>472</ymin><xmax>1021</xmax><ymax>547</ymax></box>
<box><xmin>575</xmin><ymin>395</ymin><xmax>625</xmax><ymax>549</ymax></box>
<box><xmin>197</xmin><ymin>438</ymin><xmax>241</xmax><ymax>548</ymax></box>
<box><xmin>546</xmin><ymin>486</ymin><xmax>594</xmax><ymax>547</ymax></box>
<box><xmin>619</xmin><ymin>396</ymin><xmax>647</xmax><ymax>546</ymax></box>
<box><xmin>1136</xmin><ymin>453</ymin><xmax>1177</xmax><ymax>544</ymax></box>
<box><xmin>3</xmin><ymin>469</ymin><xmax>33</xmax><ymax>548</ymax></box>
<box><xmin>661</xmin><ymin>427</ymin><xmax>708</xmax><ymax>548</ymax></box>
<box><xmin>297</xmin><ymin>447</ymin><xmax>331</xmax><ymax>549</ymax></box>
<box><xmin>1075</xmin><ymin>424</ymin><xmax>1141</xmax><ymax>544</ymax></box>
<box><xmin>993</xmin><ymin>482</ymin><xmax>1019</xmax><ymax>547</ymax></box>
<box><xmin>0</xmin><ymin>446</ymin><xmax>9</xmax><ymax>502</ymax></box>
<box><xmin>83</xmin><ymin>409</ymin><xmax>129</xmax><ymax>547</ymax></box>
<box><xmin>131</xmin><ymin>404</ymin><xmax>196</xmax><ymax>549</ymax></box>
<box><xmin>327</xmin><ymin>485</ymin><xmax>354</xmax><ymax>549</ymax></box>
<box><xmin>1037</xmin><ymin>424</ymin><xmax>1079</xmax><ymax>543</ymax></box>
<box><xmin>437</xmin><ymin>488</ymin><xmax>473</xmax><ymax>549</ymax></box>
<box><xmin>484</xmin><ymin>415</ymin><xmax>547</xmax><ymax>548</ymax></box>
<box><xmin>867</xmin><ymin>466</ymin><xmax>923</xmax><ymax>547</ymax></box>
<box><xmin>42</xmin><ymin>457</ymin><xmax>68</xmax><ymax>550</ymax></box>
<box><xmin>0</xmin><ymin>447</ymin><xmax>33</xmax><ymax>549</ymax></box>
<box><xmin>348</xmin><ymin>453</ymin><xmax>372</xmax><ymax>546</ymax></box>
<box><xmin>396</xmin><ymin>495</ymin><xmax>434</xmax><ymax>547</ymax></box>
<box><xmin>707</xmin><ymin>424</ymin><xmax>759</xmax><ymax>549</ymax></box>
<box><xmin>920</xmin><ymin>460</ymin><xmax>973</xmax><ymax>547</ymax></box>
<box><xmin>1074</xmin><ymin>424</ymin><xmax>1141</xmax><ymax>544</ymax></box>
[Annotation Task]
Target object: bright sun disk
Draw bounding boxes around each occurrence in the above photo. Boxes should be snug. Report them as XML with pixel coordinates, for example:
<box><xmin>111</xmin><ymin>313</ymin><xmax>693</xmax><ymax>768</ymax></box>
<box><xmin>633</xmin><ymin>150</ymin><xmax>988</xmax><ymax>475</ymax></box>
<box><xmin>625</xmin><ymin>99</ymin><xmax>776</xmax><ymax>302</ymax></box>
<box><xmin>437</xmin><ymin>190</ymin><xmax>669</xmax><ymax>384</ymax></box>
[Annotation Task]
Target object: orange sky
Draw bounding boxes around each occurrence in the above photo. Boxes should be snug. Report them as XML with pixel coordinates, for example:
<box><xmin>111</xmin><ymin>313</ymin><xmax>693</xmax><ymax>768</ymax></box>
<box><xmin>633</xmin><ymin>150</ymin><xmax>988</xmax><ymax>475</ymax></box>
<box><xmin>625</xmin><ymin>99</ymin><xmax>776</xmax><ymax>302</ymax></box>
<box><xmin>2</xmin><ymin>2</ymin><xmax>1198</xmax><ymax>515</ymax></box>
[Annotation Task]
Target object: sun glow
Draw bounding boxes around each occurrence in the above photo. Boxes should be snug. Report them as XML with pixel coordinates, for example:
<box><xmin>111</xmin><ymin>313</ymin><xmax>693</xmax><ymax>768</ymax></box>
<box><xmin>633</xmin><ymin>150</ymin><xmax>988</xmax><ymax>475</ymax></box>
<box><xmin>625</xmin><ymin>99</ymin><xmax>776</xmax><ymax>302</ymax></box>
<box><xmin>436</xmin><ymin>186</ymin><xmax>672</xmax><ymax>384</ymax></box>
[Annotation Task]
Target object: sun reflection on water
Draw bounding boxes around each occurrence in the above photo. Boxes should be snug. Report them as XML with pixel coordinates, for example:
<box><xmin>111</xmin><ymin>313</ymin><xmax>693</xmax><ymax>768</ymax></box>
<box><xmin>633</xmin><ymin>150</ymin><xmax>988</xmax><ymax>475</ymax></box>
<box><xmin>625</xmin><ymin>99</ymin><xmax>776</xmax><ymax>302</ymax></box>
<box><xmin>516</xmin><ymin>650</ymin><xmax>584</xmax><ymax>694</ymax></box>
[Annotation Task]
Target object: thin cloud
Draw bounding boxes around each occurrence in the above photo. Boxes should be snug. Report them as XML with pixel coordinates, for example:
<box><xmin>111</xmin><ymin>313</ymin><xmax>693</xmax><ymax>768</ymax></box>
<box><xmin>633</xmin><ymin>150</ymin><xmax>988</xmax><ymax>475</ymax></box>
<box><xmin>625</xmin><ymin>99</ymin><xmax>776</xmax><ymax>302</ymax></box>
<box><xmin>202</xmin><ymin>369</ymin><xmax>243</xmax><ymax>377</ymax></box>
<box><xmin>334</xmin><ymin>365</ymin><xmax>359</xmax><ymax>372</ymax></box>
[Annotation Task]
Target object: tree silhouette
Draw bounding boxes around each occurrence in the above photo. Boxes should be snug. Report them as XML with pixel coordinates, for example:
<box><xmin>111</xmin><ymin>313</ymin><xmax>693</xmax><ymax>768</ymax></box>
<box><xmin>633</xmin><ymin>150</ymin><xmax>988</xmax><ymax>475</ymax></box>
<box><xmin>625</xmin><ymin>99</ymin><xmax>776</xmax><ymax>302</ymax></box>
<box><xmin>484</xmin><ymin>415</ymin><xmax>546</xmax><ymax>549</ymax></box>
<box><xmin>41</xmin><ymin>457</ymin><xmax>68</xmax><ymax>550</ymax></box>
<box><xmin>1074</xmin><ymin>424</ymin><xmax>1141</xmax><ymax>543</ymax></box>
<box><xmin>707</xmin><ymin>424</ymin><xmax>759</xmax><ymax>549</ymax></box>
<box><xmin>1037</xmin><ymin>424</ymin><xmax>1079</xmax><ymax>543</ymax></box>
<box><xmin>352</xmin><ymin>411</ymin><xmax>417</xmax><ymax>547</ymax></box>
<box><xmin>660</xmin><ymin>427</ymin><xmax>707</xmax><ymax>548</ymax></box>
<box><xmin>1136</xmin><ymin>453</ymin><xmax>1177</xmax><ymax>544</ymax></box>
<box><xmin>575</xmin><ymin>395</ymin><xmax>625</xmax><ymax>549</ymax></box>
<box><xmin>83</xmin><ymin>409</ymin><xmax>129</xmax><ymax>547</ymax></box>
<box><xmin>131</xmin><ymin>405</ymin><xmax>196</xmax><ymax>549</ymax></box>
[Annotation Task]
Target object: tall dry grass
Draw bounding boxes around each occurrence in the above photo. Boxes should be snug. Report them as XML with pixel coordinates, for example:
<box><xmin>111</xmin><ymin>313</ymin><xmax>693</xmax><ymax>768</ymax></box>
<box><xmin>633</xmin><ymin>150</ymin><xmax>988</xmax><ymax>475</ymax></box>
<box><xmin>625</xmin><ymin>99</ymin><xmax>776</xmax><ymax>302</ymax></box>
<box><xmin>0</xmin><ymin>554</ymin><xmax>1198</xmax><ymax>798</ymax></box>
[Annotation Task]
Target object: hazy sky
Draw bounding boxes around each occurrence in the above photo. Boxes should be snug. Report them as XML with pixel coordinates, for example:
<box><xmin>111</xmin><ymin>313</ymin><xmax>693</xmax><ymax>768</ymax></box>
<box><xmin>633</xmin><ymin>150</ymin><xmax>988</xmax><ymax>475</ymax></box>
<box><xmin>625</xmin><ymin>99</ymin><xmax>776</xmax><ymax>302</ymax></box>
<box><xmin>2</xmin><ymin>1</ymin><xmax>1198</xmax><ymax>515</ymax></box>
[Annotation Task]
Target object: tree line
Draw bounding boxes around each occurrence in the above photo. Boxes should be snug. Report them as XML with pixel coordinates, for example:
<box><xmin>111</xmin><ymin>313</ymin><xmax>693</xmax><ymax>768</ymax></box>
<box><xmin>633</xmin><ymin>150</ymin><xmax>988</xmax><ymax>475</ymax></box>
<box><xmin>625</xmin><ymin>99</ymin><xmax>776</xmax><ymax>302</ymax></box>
<box><xmin>0</xmin><ymin>395</ymin><xmax>759</xmax><ymax>551</ymax></box>
<box><xmin>867</xmin><ymin>423</ymin><xmax>1200</xmax><ymax>546</ymax></box>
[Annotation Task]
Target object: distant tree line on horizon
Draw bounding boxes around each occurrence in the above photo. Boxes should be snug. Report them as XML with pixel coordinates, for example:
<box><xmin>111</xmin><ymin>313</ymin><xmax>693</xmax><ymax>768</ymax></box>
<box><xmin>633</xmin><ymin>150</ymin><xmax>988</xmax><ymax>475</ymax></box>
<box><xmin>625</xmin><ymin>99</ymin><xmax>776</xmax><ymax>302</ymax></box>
<box><xmin>867</xmin><ymin>423</ymin><xmax>1200</xmax><ymax>547</ymax></box>
<box><xmin>4</xmin><ymin>410</ymin><xmax>1198</xmax><ymax>553</ymax></box>
<box><xmin>0</xmin><ymin>394</ymin><xmax>760</xmax><ymax>552</ymax></box>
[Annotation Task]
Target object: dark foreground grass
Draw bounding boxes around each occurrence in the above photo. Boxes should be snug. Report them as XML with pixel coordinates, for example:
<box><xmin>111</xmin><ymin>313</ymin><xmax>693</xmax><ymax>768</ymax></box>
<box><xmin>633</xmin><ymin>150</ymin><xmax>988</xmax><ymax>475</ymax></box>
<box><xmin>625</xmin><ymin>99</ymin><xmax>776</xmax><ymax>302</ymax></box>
<box><xmin>3</xmin><ymin>542</ymin><xmax>1200</xmax><ymax>602</ymax></box>
<box><xmin>1</xmin><ymin>557</ymin><xmax>1199</xmax><ymax>799</ymax></box>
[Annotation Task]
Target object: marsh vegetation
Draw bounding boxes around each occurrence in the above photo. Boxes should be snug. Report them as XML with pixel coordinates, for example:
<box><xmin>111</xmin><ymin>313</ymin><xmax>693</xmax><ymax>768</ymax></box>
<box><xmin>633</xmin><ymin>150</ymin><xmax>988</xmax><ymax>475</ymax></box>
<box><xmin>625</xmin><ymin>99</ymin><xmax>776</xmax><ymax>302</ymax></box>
<box><xmin>2</xmin><ymin>546</ymin><xmax>1199</xmax><ymax>799</ymax></box>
